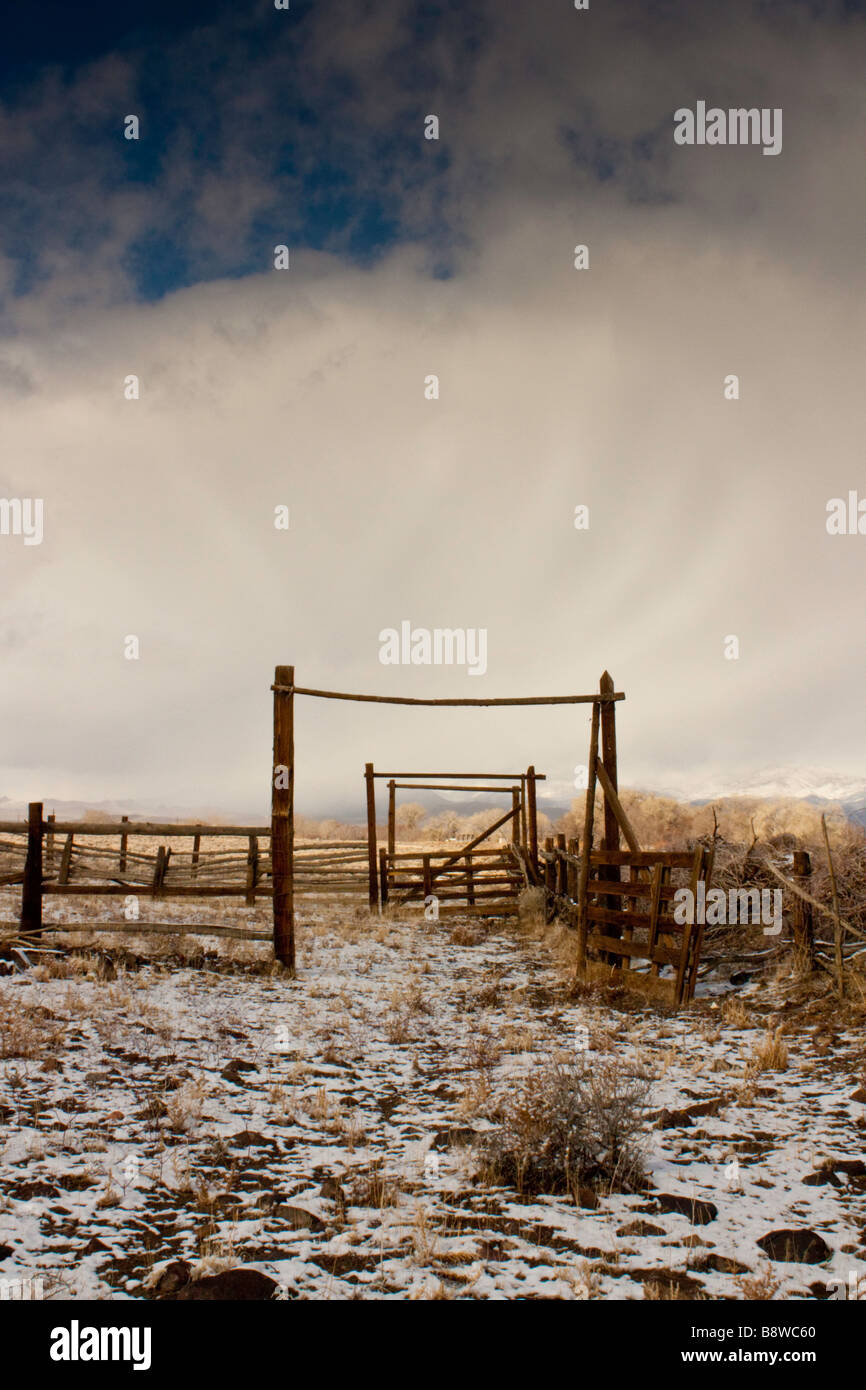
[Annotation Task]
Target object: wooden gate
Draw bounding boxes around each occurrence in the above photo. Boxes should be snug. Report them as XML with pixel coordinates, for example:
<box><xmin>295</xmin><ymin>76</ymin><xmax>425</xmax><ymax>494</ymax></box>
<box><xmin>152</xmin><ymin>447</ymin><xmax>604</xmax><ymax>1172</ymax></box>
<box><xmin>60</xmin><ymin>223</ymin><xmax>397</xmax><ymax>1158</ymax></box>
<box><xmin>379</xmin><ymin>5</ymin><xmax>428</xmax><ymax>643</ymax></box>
<box><xmin>366</xmin><ymin>768</ymin><xmax>544</xmax><ymax>916</ymax></box>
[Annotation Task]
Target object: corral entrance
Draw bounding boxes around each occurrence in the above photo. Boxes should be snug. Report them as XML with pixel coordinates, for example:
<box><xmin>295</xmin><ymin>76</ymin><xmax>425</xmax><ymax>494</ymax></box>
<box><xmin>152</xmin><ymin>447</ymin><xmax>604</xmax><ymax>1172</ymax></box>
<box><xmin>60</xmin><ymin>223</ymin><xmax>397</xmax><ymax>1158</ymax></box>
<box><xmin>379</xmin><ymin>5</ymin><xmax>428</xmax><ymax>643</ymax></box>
<box><xmin>270</xmin><ymin>665</ymin><xmax>626</xmax><ymax>971</ymax></box>
<box><xmin>365</xmin><ymin>767</ymin><xmax>546</xmax><ymax>917</ymax></box>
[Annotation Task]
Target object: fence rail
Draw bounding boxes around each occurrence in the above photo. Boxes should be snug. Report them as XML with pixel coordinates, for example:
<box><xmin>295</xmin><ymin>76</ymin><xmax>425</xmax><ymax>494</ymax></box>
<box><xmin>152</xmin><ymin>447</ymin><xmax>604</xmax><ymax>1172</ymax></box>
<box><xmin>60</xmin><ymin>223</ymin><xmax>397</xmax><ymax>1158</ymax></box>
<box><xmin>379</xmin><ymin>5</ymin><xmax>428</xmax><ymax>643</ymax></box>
<box><xmin>1</xmin><ymin>810</ymin><xmax>375</xmax><ymax>933</ymax></box>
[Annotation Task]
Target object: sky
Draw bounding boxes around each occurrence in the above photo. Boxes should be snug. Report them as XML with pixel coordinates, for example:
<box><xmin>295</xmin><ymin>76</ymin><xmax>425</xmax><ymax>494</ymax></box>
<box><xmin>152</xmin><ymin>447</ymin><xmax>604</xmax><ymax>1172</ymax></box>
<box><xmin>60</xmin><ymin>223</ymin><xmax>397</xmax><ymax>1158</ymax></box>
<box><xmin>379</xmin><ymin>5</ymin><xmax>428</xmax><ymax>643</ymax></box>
<box><xmin>1</xmin><ymin>0</ymin><xmax>865</xmax><ymax>819</ymax></box>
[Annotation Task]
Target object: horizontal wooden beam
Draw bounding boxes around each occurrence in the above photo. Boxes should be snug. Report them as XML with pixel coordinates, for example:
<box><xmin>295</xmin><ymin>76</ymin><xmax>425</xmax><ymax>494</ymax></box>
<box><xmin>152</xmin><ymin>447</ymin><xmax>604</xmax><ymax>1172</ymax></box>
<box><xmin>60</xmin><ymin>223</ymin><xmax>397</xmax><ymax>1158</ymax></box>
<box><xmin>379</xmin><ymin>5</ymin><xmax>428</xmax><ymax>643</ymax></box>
<box><xmin>586</xmin><ymin>933</ymin><xmax>681</xmax><ymax>965</ymax></box>
<box><xmin>273</xmin><ymin>685</ymin><xmax>623</xmax><ymax>707</ymax></box>
<box><xmin>391</xmin><ymin>783</ymin><xmax>521</xmax><ymax>793</ymax></box>
<box><xmin>387</xmin><ymin>848</ymin><xmax>512</xmax><ymax>861</ymax></box>
<box><xmin>588</xmin><ymin>850</ymin><xmax>696</xmax><ymax>868</ymax></box>
<box><xmin>371</xmin><ymin>772</ymin><xmax>545</xmax><ymax>781</ymax></box>
<box><xmin>41</xmin><ymin>884</ymin><xmax>268</xmax><ymax>897</ymax></box>
<box><xmin>28</xmin><ymin>922</ymin><xmax>271</xmax><ymax>942</ymax></box>
<box><xmin>0</xmin><ymin>821</ymin><xmax>273</xmax><ymax>838</ymax></box>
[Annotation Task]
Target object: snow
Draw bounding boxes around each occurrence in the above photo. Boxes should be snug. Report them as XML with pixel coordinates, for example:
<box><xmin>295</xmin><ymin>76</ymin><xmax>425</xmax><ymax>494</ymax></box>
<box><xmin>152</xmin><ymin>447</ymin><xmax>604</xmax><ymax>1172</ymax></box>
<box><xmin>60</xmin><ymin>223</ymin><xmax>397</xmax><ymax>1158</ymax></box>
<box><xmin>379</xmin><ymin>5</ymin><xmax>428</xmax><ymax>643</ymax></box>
<box><xmin>1</xmin><ymin>903</ymin><xmax>864</xmax><ymax>1300</ymax></box>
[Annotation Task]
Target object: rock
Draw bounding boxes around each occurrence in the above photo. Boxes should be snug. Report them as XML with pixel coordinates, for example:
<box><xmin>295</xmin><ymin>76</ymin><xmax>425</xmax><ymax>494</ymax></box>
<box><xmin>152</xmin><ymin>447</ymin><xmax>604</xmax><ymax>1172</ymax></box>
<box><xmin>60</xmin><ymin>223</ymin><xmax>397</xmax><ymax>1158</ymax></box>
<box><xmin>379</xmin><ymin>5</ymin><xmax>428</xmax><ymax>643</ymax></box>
<box><xmin>655</xmin><ymin>1108</ymin><xmax>694</xmax><ymax>1130</ymax></box>
<box><xmin>14</xmin><ymin>1180</ymin><xmax>59</xmax><ymax>1200</ymax></box>
<box><xmin>152</xmin><ymin>1260</ymin><xmax>192</xmax><ymax>1297</ymax></box>
<box><xmin>655</xmin><ymin>1098</ymin><xmax>725</xmax><ymax>1129</ymax></box>
<box><xmin>82</xmin><ymin>1236</ymin><xmax>110</xmax><ymax>1256</ymax></box>
<box><xmin>59</xmin><ymin>1173</ymin><xmax>97</xmax><ymax>1192</ymax></box>
<box><xmin>757</xmin><ymin>1229</ymin><xmax>832</xmax><ymax>1264</ymax></box>
<box><xmin>804</xmin><ymin>1159</ymin><xmax>865</xmax><ymax>1187</ymax></box>
<box><xmin>804</xmin><ymin>1166</ymin><xmax>841</xmax><ymax>1187</ymax></box>
<box><xmin>616</xmin><ymin>1221</ymin><xmax>666</xmax><ymax>1238</ymax></box>
<box><xmin>431</xmin><ymin>1126</ymin><xmax>477</xmax><ymax>1150</ymax></box>
<box><xmin>319</xmin><ymin>1177</ymin><xmax>347</xmax><ymax>1215</ymax></box>
<box><xmin>229</xmin><ymin>1130</ymin><xmax>275</xmax><ymax>1148</ymax></box>
<box><xmin>692</xmin><ymin>1253</ymin><xmax>751</xmax><ymax>1275</ymax></box>
<box><xmin>640</xmin><ymin>1269</ymin><xmax>705</xmax><ymax>1297</ymax></box>
<box><xmin>275</xmin><ymin>1204</ymin><xmax>326</xmax><ymax>1232</ymax></box>
<box><xmin>575</xmin><ymin>1185</ymin><xmax>601</xmax><ymax>1210</ymax></box>
<box><xmin>654</xmin><ymin>1192</ymin><xmax>718</xmax><ymax>1225</ymax></box>
<box><xmin>221</xmin><ymin>1060</ymin><xmax>258</xmax><ymax>1085</ymax></box>
<box><xmin>0</xmin><ymin>1244</ymin><xmax>12</xmax><ymax>1260</ymax></box>
<box><xmin>175</xmin><ymin>1268</ymin><xmax>278</xmax><ymax>1301</ymax></box>
<box><xmin>850</xmin><ymin>1087</ymin><xmax>866</xmax><ymax>1103</ymax></box>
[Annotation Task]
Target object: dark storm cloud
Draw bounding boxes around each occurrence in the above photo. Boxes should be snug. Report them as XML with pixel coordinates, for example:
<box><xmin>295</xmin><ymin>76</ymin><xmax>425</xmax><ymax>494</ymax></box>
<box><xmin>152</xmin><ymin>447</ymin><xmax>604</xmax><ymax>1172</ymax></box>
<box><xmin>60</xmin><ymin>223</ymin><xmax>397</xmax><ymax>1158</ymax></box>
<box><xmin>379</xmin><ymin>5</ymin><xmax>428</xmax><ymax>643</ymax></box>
<box><xmin>1</xmin><ymin>1</ymin><xmax>865</xmax><ymax>809</ymax></box>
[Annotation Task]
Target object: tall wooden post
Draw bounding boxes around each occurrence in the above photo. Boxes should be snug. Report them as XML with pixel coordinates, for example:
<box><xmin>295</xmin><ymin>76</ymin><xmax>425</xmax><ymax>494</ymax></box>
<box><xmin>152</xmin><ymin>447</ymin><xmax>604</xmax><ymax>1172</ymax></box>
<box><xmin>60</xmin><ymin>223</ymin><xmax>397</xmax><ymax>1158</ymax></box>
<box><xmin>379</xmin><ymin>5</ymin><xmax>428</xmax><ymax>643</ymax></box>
<box><xmin>365</xmin><ymin>762</ymin><xmax>379</xmax><ymax>910</ymax></box>
<box><xmin>598</xmin><ymin>671</ymin><xmax>622</xmax><ymax>960</ymax></box>
<box><xmin>119</xmin><ymin>814</ymin><xmax>129</xmax><ymax>873</ymax></box>
<box><xmin>272</xmin><ymin>664</ymin><xmax>295</xmax><ymax>970</ymax></box>
<box><xmin>511</xmin><ymin>786</ymin><xmax>520</xmax><ymax>847</ymax></box>
<box><xmin>46</xmin><ymin>812</ymin><xmax>55</xmax><ymax>874</ymax></box>
<box><xmin>526</xmin><ymin>765</ymin><xmax>539</xmax><ymax>882</ymax></box>
<box><xmin>387</xmin><ymin>779</ymin><xmax>396</xmax><ymax>859</ymax></box>
<box><xmin>191</xmin><ymin>833</ymin><xmax>201</xmax><ymax>879</ymax></box>
<box><xmin>792</xmin><ymin>850</ymin><xmax>814</xmax><ymax>975</ymax></box>
<box><xmin>576</xmin><ymin>701</ymin><xmax>600</xmax><ymax>970</ymax></box>
<box><xmin>599</xmin><ymin>671</ymin><xmax>620</xmax><ymax>855</ymax></box>
<box><xmin>21</xmin><ymin>801</ymin><xmax>43</xmax><ymax>934</ymax></box>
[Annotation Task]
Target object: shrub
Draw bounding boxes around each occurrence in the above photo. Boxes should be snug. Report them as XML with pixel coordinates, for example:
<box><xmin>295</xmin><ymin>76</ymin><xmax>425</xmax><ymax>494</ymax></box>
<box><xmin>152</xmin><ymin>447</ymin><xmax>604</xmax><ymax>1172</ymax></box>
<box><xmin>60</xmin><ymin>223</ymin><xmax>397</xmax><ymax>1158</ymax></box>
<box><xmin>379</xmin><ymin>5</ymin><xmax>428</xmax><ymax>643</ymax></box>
<box><xmin>479</xmin><ymin>1059</ymin><xmax>650</xmax><ymax>1197</ymax></box>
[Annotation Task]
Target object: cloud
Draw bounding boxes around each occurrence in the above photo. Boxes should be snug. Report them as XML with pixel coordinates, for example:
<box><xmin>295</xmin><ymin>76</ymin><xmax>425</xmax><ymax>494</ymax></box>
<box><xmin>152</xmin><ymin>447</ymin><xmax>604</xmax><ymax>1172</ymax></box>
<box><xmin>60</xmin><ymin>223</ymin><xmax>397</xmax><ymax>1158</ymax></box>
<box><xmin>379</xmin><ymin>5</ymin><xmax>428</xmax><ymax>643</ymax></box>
<box><xmin>1</xmin><ymin>1</ymin><xmax>865</xmax><ymax>809</ymax></box>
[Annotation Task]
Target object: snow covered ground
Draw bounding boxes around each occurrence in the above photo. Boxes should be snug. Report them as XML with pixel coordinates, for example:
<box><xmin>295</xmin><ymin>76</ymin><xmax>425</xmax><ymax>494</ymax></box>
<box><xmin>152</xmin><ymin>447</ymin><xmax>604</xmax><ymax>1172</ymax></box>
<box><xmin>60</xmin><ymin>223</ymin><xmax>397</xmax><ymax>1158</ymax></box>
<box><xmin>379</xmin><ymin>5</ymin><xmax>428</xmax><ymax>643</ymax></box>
<box><xmin>1</xmin><ymin>903</ymin><xmax>864</xmax><ymax>1301</ymax></box>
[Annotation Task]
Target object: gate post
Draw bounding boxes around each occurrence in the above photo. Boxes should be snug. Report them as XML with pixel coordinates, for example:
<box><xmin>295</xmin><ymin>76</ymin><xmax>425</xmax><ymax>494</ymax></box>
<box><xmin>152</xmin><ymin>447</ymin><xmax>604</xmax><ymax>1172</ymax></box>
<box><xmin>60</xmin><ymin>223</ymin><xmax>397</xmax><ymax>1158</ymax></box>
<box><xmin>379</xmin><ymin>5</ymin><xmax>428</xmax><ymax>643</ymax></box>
<box><xmin>526</xmin><ymin>765</ymin><xmax>539</xmax><ymax>882</ymax></box>
<box><xmin>599</xmin><ymin>671</ymin><xmax>622</xmax><ymax>962</ymax></box>
<box><xmin>272</xmin><ymin>664</ymin><xmax>295</xmax><ymax>971</ymax></box>
<box><xmin>792</xmin><ymin>850</ymin><xmax>814</xmax><ymax>974</ymax></box>
<box><xmin>21</xmin><ymin>801</ymin><xmax>43</xmax><ymax>935</ymax></box>
<box><xmin>365</xmin><ymin>762</ymin><xmax>379</xmax><ymax>910</ymax></box>
<box><xmin>576</xmin><ymin>701</ymin><xmax>600</xmax><ymax>970</ymax></box>
<box><xmin>387</xmin><ymin>779</ymin><xmax>396</xmax><ymax>859</ymax></box>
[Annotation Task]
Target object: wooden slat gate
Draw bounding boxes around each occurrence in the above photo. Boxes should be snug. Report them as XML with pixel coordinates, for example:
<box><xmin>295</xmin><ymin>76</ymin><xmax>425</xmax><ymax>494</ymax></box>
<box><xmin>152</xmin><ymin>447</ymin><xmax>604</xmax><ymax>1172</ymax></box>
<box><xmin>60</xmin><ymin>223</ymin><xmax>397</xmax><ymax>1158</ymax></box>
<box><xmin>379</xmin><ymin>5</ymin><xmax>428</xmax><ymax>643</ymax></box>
<box><xmin>579</xmin><ymin>846</ymin><xmax>713</xmax><ymax>1005</ymax></box>
<box><xmin>541</xmin><ymin>838</ymin><xmax>714</xmax><ymax>1006</ymax></box>
<box><xmin>363</xmin><ymin>766</ymin><xmax>547</xmax><ymax>915</ymax></box>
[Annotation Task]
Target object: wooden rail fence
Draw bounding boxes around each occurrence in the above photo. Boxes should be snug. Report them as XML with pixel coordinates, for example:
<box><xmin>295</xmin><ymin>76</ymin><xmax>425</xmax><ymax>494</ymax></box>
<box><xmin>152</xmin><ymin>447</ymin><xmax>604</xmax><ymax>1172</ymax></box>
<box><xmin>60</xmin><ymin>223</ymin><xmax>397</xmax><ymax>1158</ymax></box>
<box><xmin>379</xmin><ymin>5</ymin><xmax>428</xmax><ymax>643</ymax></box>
<box><xmin>4</xmin><ymin>666</ymin><xmax>641</xmax><ymax>986</ymax></box>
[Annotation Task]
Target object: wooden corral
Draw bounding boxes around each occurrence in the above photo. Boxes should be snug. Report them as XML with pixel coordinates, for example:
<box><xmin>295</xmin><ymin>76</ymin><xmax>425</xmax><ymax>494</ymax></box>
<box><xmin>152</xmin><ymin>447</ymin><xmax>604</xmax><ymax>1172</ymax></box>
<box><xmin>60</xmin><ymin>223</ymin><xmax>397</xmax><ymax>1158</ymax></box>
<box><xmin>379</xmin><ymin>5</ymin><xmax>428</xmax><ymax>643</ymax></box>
<box><xmin>2</xmin><ymin>664</ymin><xmax>731</xmax><ymax>1007</ymax></box>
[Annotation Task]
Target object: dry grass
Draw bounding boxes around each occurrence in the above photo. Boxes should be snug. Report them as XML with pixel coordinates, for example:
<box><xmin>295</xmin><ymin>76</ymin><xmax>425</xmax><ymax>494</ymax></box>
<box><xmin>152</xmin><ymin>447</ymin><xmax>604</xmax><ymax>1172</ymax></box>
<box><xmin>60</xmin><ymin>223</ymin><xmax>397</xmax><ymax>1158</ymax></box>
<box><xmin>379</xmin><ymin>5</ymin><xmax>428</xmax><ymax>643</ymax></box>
<box><xmin>348</xmin><ymin>1162</ymin><xmax>402</xmax><ymax>1210</ymax></box>
<box><xmin>0</xmin><ymin>997</ymin><xmax>64</xmax><ymax>1059</ymax></box>
<box><xmin>721</xmin><ymin>995</ymin><xmax>755</xmax><ymax>1028</ymax></box>
<box><xmin>737</xmin><ymin>1264</ymin><xmax>781</xmax><ymax>1300</ymax></box>
<box><xmin>746</xmin><ymin>1026</ymin><xmax>789</xmax><ymax>1075</ymax></box>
